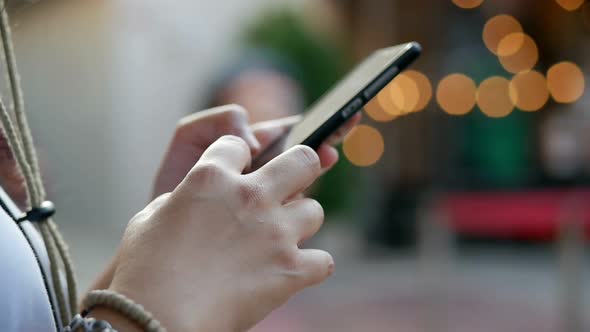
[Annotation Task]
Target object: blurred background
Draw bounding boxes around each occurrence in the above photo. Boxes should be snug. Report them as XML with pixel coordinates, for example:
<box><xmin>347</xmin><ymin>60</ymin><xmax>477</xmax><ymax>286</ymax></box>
<box><xmin>3</xmin><ymin>0</ymin><xmax>590</xmax><ymax>330</ymax></box>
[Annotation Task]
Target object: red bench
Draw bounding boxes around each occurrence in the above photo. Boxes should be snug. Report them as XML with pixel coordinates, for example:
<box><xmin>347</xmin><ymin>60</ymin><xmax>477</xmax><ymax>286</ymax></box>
<box><xmin>440</xmin><ymin>189</ymin><xmax>590</xmax><ymax>240</ymax></box>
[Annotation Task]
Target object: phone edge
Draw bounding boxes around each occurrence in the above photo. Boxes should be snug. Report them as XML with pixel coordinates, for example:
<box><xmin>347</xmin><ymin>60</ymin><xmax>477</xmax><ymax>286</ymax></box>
<box><xmin>302</xmin><ymin>42</ymin><xmax>422</xmax><ymax>150</ymax></box>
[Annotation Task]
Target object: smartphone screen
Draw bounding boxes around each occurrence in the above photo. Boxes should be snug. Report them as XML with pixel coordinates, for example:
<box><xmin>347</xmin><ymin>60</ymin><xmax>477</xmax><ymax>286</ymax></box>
<box><xmin>252</xmin><ymin>42</ymin><xmax>421</xmax><ymax>169</ymax></box>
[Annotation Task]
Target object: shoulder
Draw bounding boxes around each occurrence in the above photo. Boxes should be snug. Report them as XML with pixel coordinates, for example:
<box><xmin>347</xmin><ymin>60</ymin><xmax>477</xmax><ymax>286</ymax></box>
<box><xmin>0</xmin><ymin>187</ymin><xmax>57</xmax><ymax>331</ymax></box>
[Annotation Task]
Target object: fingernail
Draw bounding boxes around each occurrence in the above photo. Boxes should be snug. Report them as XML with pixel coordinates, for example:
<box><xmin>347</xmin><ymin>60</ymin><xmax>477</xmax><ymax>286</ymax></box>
<box><xmin>327</xmin><ymin>263</ymin><xmax>335</xmax><ymax>276</ymax></box>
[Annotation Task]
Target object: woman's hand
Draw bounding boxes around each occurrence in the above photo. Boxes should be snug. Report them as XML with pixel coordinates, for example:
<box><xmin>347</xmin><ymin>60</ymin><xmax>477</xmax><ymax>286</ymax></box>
<box><xmin>152</xmin><ymin>104</ymin><xmax>360</xmax><ymax>198</ymax></box>
<box><xmin>108</xmin><ymin>136</ymin><xmax>335</xmax><ymax>332</ymax></box>
<box><xmin>88</xmin><ymin>104</ymin><xmax>359</xmax><ymax>295</ymax></box>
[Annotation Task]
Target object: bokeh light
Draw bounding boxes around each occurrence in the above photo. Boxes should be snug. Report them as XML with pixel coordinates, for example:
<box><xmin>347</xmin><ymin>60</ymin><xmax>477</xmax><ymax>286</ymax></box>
<box><xmin>364</xmin><ymin>97</ymin><xmax>397</xmax><ymax>122</ymax></box>
<box><xmin>436</xmin><ymin>74</ymin><xmax>477</xmax><ymax>116</ymax></box>
<box><xmin>547</xmin><ymin>61</ymin><xmax>586</xmax><ymax>103</ymax></box>
<box><xmin>556</xmin><ymin>0</ymin><xmax>585</xmax><ymax>11</ymax></box>
<box><xmin>452</xmin><ymin>0</ymin><xmax>485</xmax><ymax>9</ymax></box>
<box><xmin>496</xmin><ymin>32</ymin><xmax>525</xmax><ymax>57</ymax></box>
<box><xmin>477</xmin><ymin>76</ymin><xmax>514</xmax><ymax>118</ymax></box>
<box><xmin>389</xmin><ymin>73</ymin><xmax>420</xmax><ymax>114</ymax></box>
<box><xmin>343</xmin><ymin>124</ymin><xmax>385</xmax><ymax>167</ymax></box>
<box><xmin>498</xmin><ymin>33</ymin><xmax>539</xmax><ymax>74</ymax></box>
<box><xmin>378</xmin><ymin>72</ymin><xmax>426</xmax><ymax>116</ymax></box>
<box><xmin>483</xmin><ymin>15</ymin><xmax>523</xmax><ymax>55</ymax></box>
<box><xmin>508</xmin><ymin>70</ymin><xmax>549</xmax><ymax>111</ymax></box>
<box><xmin>377</xmin><ymin>80</ymin><xmax>403</xmax><ymax>116</ymax></box>
<box><xmin>403</xmin><ymin>70</ymin><xmax>433</xmax><ymax>112</ymax></box>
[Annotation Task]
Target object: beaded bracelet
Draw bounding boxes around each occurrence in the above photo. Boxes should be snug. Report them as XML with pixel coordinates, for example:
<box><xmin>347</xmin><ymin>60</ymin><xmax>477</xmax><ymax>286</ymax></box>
<box><xmin>71</xmin><ymin>289</ymin><xmax>166</xmax><ymax>332</ymax></box>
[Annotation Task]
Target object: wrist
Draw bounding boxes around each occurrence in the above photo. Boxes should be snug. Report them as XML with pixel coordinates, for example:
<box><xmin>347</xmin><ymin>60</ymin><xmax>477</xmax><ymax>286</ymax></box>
<box><xmin>82</xmin><ymin>289</ymin><xmax>166</xmax><ymax>332</ymax></box>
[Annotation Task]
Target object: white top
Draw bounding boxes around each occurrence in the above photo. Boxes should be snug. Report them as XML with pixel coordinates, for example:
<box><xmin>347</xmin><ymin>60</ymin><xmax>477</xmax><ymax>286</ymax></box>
<box><xmin>0</xmin><ymin>186</ymin><xmax>61</xmax><ymax>331</ymax></box>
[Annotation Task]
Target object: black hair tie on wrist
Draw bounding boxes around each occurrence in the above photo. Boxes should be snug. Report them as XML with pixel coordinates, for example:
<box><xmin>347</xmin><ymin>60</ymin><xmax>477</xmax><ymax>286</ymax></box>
<box><xmin>16</xmin><ymin>200</ymin><xmax>56</xmax><ymax>223</ymax></box>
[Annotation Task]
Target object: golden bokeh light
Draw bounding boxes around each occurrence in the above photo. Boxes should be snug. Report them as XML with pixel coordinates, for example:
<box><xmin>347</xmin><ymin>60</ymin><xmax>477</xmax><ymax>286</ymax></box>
<box><xmin>380</xmin><ymin>70</ymin><xmax>432</xmax><ymax>115</ymax></box>
<box><xmin>452</xmin><ymin>0</ymin><xmax>485</xmax><ymax>9</ymax></box>
<box><xmin>547</xmin><ymin>61</ymin><xmax>586</xmax><ymax>103</ymax></box>
<box><xmin>389</xmin><ymin>73</ymin><xmax>420</xmax><ymax>114</ymax></box>
<box><xmin>343</xmin><ymin>125</ymin><xmax>385</xmax><ymax>167</ymax></box>
<box><xmin>477</xmin><ymin>76</ymin><xmax>514</xmax><ymax>118</ymax></box>
<box><xmin>436</xmin><ymin>74</ymin><xmax>477</xmax><ymax>116</ymax></box>
<box><xmin>483</xmin><ymin>15</ymin><xmax>523</xmax><ymax>55</ymax></box>
<box><xmin>556</xmin><ymin>0</ymin><xmax>585</xmax><ymax>11</ymax></box>
<box><xmin>377</xmin><ymin>72</ymin><xmax>424</xmax><ymax>116</ymax></box>
<box><xmin>403</xmin><ymin>70</ymin><xmax>433</xmax><ymax>112</ymax></box>
<box><xmin>496</xmin><ymin>32</ymin><xmax>525</xmax><ymax>57</ymax></box>
<box><xmin>498</xmin><ymin>33</ymin><xmax>539</xmax><ymax>74</ymax></box>
<box><xmin>508</xmin><ymin>70</ymin><xmax>549</xmax><ymax>111</ymax></box>
<box><xmin>377</xmin><ymin>80</ymin><xmax>403</xmax><ymax>116</ymax></box>
<box><xmin>364</xmin><ymin>97</ymin><xmax>397</xmax><ymax>122</ymax></box>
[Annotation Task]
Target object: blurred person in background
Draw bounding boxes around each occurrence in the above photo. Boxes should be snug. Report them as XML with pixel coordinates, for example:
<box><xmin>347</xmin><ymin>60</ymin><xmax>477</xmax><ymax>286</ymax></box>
<box><xmin>0</xmin><ymin>1</ymin><xmax>361</xmax><ymax>331</ymax></box>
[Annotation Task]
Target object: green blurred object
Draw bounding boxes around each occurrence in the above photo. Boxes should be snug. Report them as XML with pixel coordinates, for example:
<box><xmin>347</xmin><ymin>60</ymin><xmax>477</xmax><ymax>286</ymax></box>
<box><xmin>457</xmin><ymin>51</ymin><xmax>535</xmax><ymax>189</ymax></box>
<box><xmin>243</xmin><ymin>9</ymin><xmax>348</xmax><ymax>105</ymax></box>
<box><xmin>461</xmin><ymin>110</ymin><xmax>534</xmax><ymax>188</ymax></box>
<box><xmin>243</xmin><ymin>9</ymin><xmax>361</xmax><ymax>216</ymax></box>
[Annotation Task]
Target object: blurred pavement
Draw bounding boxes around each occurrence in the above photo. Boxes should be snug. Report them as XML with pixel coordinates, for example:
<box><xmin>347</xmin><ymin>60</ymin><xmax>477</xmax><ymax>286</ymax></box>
<box><xmin>250</xmin><ymin>226</ymin><xmax>589</xmax><ymax>332</ymax></box>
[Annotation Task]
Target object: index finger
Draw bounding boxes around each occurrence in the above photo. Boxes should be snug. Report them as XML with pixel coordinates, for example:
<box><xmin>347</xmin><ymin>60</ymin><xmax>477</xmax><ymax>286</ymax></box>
<box><xmin>178</xmin><ymin>104</ymin><xmax>261</xmax><ymax>153</ymax></box>
<box><xmin>250</xmin><ymin>145</ymin><xmax>322</xmax><ymax>202</ymax></box>
<box><xmin>251</xmin><ymin>115</ymin><xmax>302</xmax><ymax>151</ymax></box>
<box><xmin>325</xmin><ymin>112</ymin><xmax>362</xmax><ymax>146</ymax></box>
<box><xmin>194</xmin><ymin>135</ymin><xmax>253</xmax><ymax>173</ymax></box>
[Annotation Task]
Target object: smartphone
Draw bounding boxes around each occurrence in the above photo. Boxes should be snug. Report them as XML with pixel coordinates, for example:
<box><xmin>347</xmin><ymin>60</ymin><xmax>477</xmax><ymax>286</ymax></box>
<box><xmin>251</xmin><ymin>41</ymin><xmax>421</xmax><ymax>169</ymax></box>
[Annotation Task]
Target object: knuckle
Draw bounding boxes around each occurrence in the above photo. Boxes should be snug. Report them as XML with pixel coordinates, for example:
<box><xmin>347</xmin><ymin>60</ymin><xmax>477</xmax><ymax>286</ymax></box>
<box><xmin>219</xmin><ymin>105</ymin><xmax>249</xmax><ymax>127</ymax></box>
<box><xmin>153</xmin><ymin>192</ymin><xmax>172</xmax><ymax>205</ymax></box>
<box><xmin>128</xmin><ymin>210</ymin><xmax>147</xmax><ymax>226</ymax></box>
<box><xmin>276</xmin><ymin>246</ymin><xmax>299</xmax><ymax>271</ymax></box>
<box><xmin>226</xmin><ymin>104</ymin><xmax>248</xmax><ymax>118</ymax></box>
<box><xmin>236</xmin><ymin>180</ymin><xmax>266</xmax><ymax>207</ymax></box>
<box><xmin>129</xmin><ymin>194</ymin><xmax>168</xmax><ymax>226</ymax></box>
<box><xmin>219</xmin><ymin>135</ymin><xmax>249</xmax><ymax>152</ymax></box>
<box><xmin>175</xmin><ymin>112</ymin><xmax>202</xmax><ymax>135</ymax></box>
<box><xmin>187</xmin><ymin>162</ymin><xmax>227</xmax><ymax>185</ymax></box>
